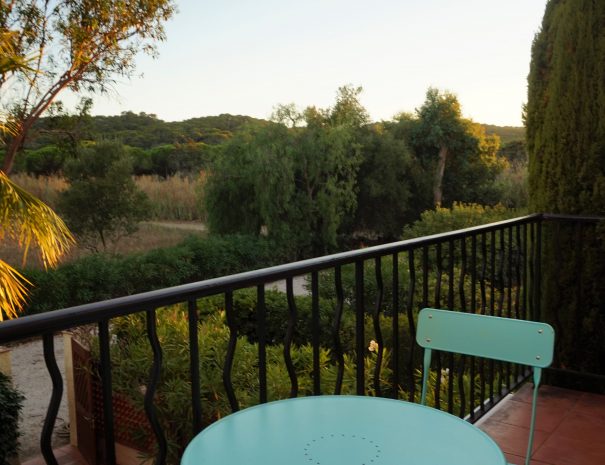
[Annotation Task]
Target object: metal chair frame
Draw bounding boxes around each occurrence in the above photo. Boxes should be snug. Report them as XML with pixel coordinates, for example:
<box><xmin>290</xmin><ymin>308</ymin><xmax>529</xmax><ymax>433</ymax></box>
<box><xmin>416</xmin><ymin>308</ymin><xmax>555</xmax><ymax>465</ymax></box>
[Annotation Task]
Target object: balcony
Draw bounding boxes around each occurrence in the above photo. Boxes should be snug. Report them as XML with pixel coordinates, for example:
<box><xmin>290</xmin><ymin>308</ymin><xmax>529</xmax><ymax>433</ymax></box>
<box><xmin>0</xmin><ymin>213</ymin><xmax>603</xmax><ymax>465</ymax></box>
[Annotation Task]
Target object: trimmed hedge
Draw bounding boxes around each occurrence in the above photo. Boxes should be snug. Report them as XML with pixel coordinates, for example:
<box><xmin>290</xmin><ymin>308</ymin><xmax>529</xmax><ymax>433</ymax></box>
<box><xmin>24</xmin><ymin>234</ymin><xmax>287</xmax><ymax>315</ymax></box>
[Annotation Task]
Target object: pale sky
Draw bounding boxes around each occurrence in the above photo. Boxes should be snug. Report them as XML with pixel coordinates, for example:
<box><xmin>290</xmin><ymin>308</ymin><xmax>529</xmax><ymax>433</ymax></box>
<box><xmin>80</xmin><ymin>0</ymin><xmax>548</xmax><ymax>126</ymax></box>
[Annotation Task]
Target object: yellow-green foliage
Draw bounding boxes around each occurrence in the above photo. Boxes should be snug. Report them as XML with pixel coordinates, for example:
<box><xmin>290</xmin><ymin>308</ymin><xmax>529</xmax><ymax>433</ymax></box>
<box><xmin>402</xmin><ymin>202</ymin><xmax>520</xmax><ymax>239</ymax></box>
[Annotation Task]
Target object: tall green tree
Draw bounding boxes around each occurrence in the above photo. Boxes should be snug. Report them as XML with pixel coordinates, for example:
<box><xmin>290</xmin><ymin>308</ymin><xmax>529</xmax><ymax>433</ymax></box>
<box><xmin>0</xmin><ymin>0</ymin><xmax>176</xmax><ymax>174</ymax></box>
<box><xmin>58</xmin><ymin>141</ymin><xmax>150</xmax><ymax>250</ymax></box>
<box><xmin>351</xmin><ymin>121</ymin><xmax>422</xmax><ymax>240</ymax></box>
<box><xmin>410</xmin><ymin>88</ymin><xmax>504</xmax><ymax>208</ymax></box>
<box><xmin>205</xmin><ymin>87</ymin><xmax>364</xmax><ymax>257</ymax></box>
<box><xmin>526</xmin><ymin>0</ymin><xmax>605</xmax><ymax>387</ymax></box>
<box><xmin>412</xmin><ymin>88</ymin><xmax>470</xmax><ymax>206</ymax></box>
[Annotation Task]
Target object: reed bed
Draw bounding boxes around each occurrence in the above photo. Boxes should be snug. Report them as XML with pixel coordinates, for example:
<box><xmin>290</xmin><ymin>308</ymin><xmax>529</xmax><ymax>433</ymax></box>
<box><xmin>10</xmin><ymin>173</ymin><xmax>66</xmax><ymax>209</ymax></box>
<box><xmin>135</xmin><ymin>175</ymin><xmax>206</xmax><ymax>221</ymax></box>
<box><xmin>9</xmin><ymin>173</ymin><xmax>206</xmax><ymax>221</ymax></box>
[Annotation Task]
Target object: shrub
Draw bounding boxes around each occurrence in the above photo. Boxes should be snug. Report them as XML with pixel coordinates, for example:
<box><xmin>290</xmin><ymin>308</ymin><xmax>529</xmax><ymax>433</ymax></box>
<box><xmin>402</xmin><ymin>202</ymin><xmax>520</xmax><ymax>239</ymax></box>
<box><xmin>23</xmin><ymin>234</ymin><xmax>285</xmax><ymax>314</ymax></box>
<box><xmin>0</xmin><ymin>372</ymin><xmax>24</xmax><ymax>465</ymax></box>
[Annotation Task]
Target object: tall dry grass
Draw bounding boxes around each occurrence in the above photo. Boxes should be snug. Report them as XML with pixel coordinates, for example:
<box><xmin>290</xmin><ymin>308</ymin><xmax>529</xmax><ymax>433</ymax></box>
<box><xmin>135</xmin><ymin>175</ymin><xmax>206</xmax><ymax>221</ymax></box>
<box><xmin>10</xmin><ymin>173</ymin><xmax>67</xmax><ymax>209</ymax></box>
<box><xmin>1</xmin><ymin>223</ymin><xmax>203</xmax><ymax>270</ymax></box>
<box><xmin>9</xmin><ymin>173</ymin><xmax>206</xmax><ymax>221</ymax></box>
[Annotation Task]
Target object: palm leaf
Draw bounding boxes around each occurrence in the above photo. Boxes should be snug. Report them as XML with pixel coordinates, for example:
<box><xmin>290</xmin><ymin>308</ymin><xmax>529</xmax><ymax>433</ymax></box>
<box><xmin>0</xmin><ymin>261</ymin><xmax>31</xmax><ymax>321</ymax></box>
<box><xmin>0</xmin><ymin>172</ymin><xmax>75</xmax><ymax>319</ymax></box>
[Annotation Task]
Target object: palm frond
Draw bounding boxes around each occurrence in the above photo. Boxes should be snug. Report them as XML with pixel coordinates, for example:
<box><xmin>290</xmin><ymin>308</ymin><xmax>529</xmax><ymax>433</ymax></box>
<box><xmin>1</xmin><ymin>172</ymin><xmax>75</xmax><ymax>319</ymax></box>
<box><xmin>1</xmin><ymin>171</ymin><xmax>75</xmax><ymax>268</ymax></box>
<box><xmin>0</xmin><ymin>261</ymin><xmax>30</xmax><ymax>321</ymax></box>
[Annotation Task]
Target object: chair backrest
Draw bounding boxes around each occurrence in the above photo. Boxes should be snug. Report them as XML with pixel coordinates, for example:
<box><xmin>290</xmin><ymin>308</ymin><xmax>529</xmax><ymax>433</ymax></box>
<box><xmin>416</xmin><ymin>308</ymin><xmax>555</xmax><ymax>465</ymax></box>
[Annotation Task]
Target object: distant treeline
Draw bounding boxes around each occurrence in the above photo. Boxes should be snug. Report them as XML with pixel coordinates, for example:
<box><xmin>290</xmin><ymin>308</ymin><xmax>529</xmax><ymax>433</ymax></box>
<box><xmin>11</xmin><ymin>109</ymin><xmax>526</xmax><ymax>178</ymax></box>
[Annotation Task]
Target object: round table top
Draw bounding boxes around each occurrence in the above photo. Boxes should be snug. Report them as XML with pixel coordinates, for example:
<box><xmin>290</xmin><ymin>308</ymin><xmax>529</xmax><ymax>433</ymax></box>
<box><xmin>182</xmin><ymin>395</ymin><xmax>506</xmax><ymax>465</ymax></box>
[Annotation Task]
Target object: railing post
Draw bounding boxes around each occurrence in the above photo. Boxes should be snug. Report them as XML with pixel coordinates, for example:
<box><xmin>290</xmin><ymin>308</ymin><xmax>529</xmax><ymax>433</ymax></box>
<box><xmin>355</xmin><ymin>260</ymin><xmax>365</xmax><ymax>395</ymax></box>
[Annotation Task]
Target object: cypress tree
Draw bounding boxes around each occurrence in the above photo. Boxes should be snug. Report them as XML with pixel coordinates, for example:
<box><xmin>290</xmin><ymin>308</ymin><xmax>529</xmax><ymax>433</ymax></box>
<box><xmin>526</xmin><ymin>0</ymin><xmax>605</xmax><ymax>391</ymax></box>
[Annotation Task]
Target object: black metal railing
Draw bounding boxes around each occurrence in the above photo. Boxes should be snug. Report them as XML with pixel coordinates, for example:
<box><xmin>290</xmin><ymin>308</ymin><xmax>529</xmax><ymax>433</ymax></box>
<box><xmin>0</xmin><ymin>212</ymin><xmax>599</xmax><ymax>465</ymax></box>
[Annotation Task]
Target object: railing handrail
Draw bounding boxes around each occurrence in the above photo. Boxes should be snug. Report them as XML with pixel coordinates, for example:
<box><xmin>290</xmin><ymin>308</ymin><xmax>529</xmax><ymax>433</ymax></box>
<box><xmin>0</xmin><ymin>213</ymin><xmax>542</xmax><ymax>344</ymax></box>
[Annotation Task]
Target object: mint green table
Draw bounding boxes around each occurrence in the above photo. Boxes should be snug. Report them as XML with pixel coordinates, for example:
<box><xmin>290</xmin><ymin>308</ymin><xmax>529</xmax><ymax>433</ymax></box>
<box><xmin>181</xmin><ymin>395</ymin><xmax>506</xmax><ymax>465</ymax></box>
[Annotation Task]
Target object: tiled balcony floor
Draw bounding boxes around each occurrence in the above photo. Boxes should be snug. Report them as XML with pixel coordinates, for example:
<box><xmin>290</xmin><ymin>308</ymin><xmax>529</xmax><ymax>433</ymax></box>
<box><xmin>478</xmin><ymin>384</ymin><xmax>605</xmax><ymax>465</ymax></box>
<box><xmin>21</xmin><ymin>444</ymin><xmax>86</xmax><ymax>465</ymax></box>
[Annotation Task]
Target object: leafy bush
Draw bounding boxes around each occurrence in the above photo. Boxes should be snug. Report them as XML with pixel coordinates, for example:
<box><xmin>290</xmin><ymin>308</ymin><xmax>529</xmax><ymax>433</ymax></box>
<box><xmin>402</xmin><ymin>202</ymin><xmax>521</xmax><ymax>239</ymax></box>
<box><xmin>24</xmin><ymin>234</ymin><xmax>286</xmax><ymax>314</ymax></box>
<box><xmin>0</xmin><ymin>372</ymin><xmax>24</xmax><ymax>464</ymax></box>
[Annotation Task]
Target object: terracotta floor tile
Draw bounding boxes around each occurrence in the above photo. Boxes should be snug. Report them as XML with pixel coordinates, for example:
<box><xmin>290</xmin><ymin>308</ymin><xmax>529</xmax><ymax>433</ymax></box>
<box><xmin>21</xmin><ymin>446</ymin><xmax>86</xmax><ymax>465</ymax></box>
<box><xmin>533</xmin><ymin>434</ymin><xmax>605</xmax><ymax>465</ymax></box>
<box><xmin>550</xmin><ymin>411</ymin><xmax>605</xmax><ymax>443</ymax></box>
<box><xmin>479</xmin><ymin>418</ymin><xmax>549</xmax><ymax>457</ymax></box>
<box><xmin>487</xmin><ymin>396</ymin><xmax>570</xmax><ymax>432</ymax></box>
<box><xmin>574</xmin><ymin>392</ymin><xmax>605</xmax><ymax>421</ymax></box>
<box><xmin>512</xmin><ymin>384</ymin><xmax>581</xmax><ymax>409</ymax></box>
<box><xmin>505</xmin><ymin>452</ymin><xmax>555</xmax><ymax>465</ymax></box>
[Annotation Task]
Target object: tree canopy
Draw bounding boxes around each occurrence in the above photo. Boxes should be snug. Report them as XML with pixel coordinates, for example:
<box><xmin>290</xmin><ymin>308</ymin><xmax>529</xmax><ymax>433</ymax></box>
<box><xmin>0</xmin><ymin>0</ymin><xmax>176</xmax><ymax>174</ymax></box>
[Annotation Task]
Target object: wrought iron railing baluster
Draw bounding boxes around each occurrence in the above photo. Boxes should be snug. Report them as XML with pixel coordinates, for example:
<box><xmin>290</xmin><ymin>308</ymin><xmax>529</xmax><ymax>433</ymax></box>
<box><xmin>469</xmin><ymin>234</ymin><xmax>477</xmax><ymax>420</ymax></box>
<box><xmin>529</xmin><ymin>223</ymin><xmax>536</xmax><ymax>320</ymax></box>
<box><xmin>522</xmin><ymin>223</ymin><xmax>528</xmax><ymax>320</ymax></box>
<box><xmin>285</xmin><ymin>277</ymin><xmax>299</xmax><ymax>398</ymax></box>
<box><xmin>311</xmin><ymin>272</ymin><xmax>321</xmax><ymax>396</ymax></box>
<box><xmin>406</xmin><ymin>250</ymin><xmax>417</xmax><ymax>402</ymax></box>
<box><xmin>223</xmin><ymin>292</ymin><xmax>239</xmax><ymax>412</ymax></box>
<box><xmin>41</xmin><ymin>334</ymin><xmax>62</xmax><ymax>465</ymax></box>
<box><xmin>489</xmin><ymin>230</ymin><xmax>496</xmax><ymax>404</ymax></box>
<box><xmin>458</xmin><ymin>237</ymin><xmax>467</xmax><ymax>418</ymax></box>
<box><xmin>187</xmin><ymin>300</ymin><xmax>202</xmax><ymax>434</ymax></box>
<box><xmin>257</xmin><ymin>285</ymin><xmax>267</xmax><ymax>403</ymax></box>
<box><xmin>355</xmin><ymin>261</ymin><xmax>365</xmax><ymax>395</ymax></box>
<box><xmin>391</xmin><ymin>253</ymin><xmax>400</xmax><ymax>398</ymax></box>
<box><xmin>98</xmin><ymin>320</ymin><xmax>117</xmax><ymax>465</ymax></box>
<box><xmin>447</xmin><ymin>240</ymin><xmax>455</xmax><ymax>414</ymax></box>
<box><xmin>333</xmin><ymin>266</ymin><xmax>345</xmax><ymax>395</ymax></box>
<box><xmin>536</xmin><ymin>220</ymin><xmax>543</xmax><ymax>321</ymax></box>
<box><xmin>434</xmin><ymin>244</ymin><xmax>442</xmax><ymax>410</ymax></box>
<box><xmin>372</xmin><ymin>257</ymin><xmax>384</xmax><ymax>397</ymax></box>
<box><xmin>497</xmin><ymin>229</ymin><xmax>505</xmax><ymax>392</ymax></box>
<box><xmin>144</xmin><ymin>309</ymin><xmax>167</xmax><ymax>465</ymax></box>
<box><xmin>506</xmin><ymin>227</ymin><xmax>513</xmax><ymax>389</ymax></box>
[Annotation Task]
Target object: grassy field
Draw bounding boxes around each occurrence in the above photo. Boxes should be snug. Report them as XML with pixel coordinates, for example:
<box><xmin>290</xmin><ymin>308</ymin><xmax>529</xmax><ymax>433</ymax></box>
<box><xmin>10</xmin><ymin>173</ymin><xmax>206</xmax><ymax>221</ymax></box>
<box><xmin>2</xmin><ymin>222</ymin><xmax>205</xmax><ymax>270</ymax></box>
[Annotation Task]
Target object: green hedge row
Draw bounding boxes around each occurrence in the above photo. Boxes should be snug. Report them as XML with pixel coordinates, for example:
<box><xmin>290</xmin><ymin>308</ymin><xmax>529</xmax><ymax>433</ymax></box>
<box><xmin>23</xmin><ymin>235</ymin><xmax>287</xmax><ymax>315</ymax></box>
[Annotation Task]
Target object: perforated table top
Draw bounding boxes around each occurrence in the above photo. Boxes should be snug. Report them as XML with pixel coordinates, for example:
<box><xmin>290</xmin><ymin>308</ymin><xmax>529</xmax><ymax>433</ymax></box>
<box><xmin>181</xmin><ymin>395</ymin><xmax>506</xmax><ymax>465</ymax></box>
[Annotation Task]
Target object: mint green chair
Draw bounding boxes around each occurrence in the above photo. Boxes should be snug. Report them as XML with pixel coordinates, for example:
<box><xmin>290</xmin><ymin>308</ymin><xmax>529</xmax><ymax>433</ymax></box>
<box><xmin>416</xmin><ymin>308</ymin><xmax>555</xmax><ymax>465</ymax></box>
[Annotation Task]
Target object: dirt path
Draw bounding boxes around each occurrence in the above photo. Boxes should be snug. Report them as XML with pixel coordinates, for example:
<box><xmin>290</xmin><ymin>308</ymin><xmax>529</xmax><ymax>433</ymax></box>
<box><xmin>10</xmin><ymin>335</ymin><xmax>69</xmax><ymax>461</ymax></box>
<box><xmin>143</xmin><ymin>221</ymin><xmax>207</xmax><ymax>232</ymax></box>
